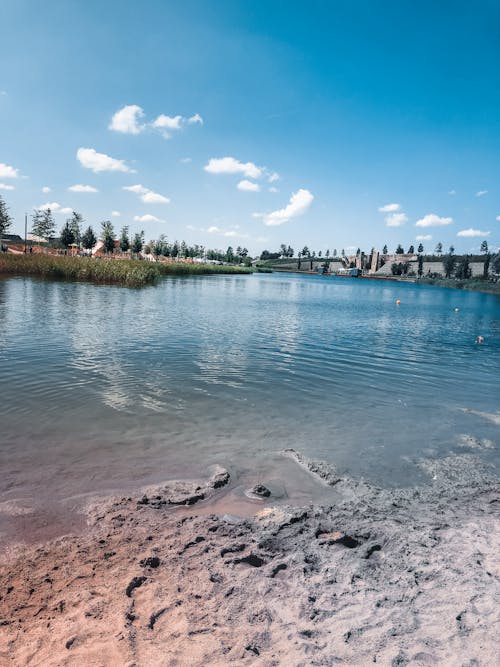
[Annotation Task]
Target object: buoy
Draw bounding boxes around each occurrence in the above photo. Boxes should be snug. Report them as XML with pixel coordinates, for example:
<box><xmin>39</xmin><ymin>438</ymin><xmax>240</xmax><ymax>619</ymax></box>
<box><xmin>396</xmin><ymin>300</ymin><xmax>401</xmax><ymax>305</ymax></box>
<box><xmin>476</xmin><ymin>335</ymin><xmax>484</xmax><ymax>344</ymax></box>
<box><xmin>455</xmin><ymin>308</ymin><xmax>459</xmax><ymax>312</ymax></box>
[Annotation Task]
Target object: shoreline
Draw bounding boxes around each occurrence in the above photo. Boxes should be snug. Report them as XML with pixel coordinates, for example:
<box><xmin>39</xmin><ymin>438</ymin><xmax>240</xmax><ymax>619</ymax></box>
<box><xmin>1</xmin><ymin>451</ymin><xmax>498</xmax><ymax>666</ymax></box>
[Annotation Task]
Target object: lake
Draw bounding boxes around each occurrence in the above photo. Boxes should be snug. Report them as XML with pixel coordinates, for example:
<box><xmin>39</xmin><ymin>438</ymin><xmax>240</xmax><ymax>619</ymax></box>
<box><xmin>0</xmin><ymin>273</ymin><xmax>498</xmax><ymax>538</ymax></box>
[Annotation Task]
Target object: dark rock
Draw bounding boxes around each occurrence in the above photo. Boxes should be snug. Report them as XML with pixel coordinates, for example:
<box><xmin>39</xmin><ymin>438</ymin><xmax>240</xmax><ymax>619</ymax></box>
<box><xmin>234</xmin><ymin>554</ymin><xmax>266</xmax><ymax>568</ymax></box>
<box><xmin>269</xmin><ymin>563</ymin><xmax>287</xmax><ymax>578</ymax></box>
<box><xmin>65</xmin><ymin>636</ymin><xmax>76</xmax><ymax>650</ymax></box>
<box><xmin>220</xmin><ymin>544</ymin><xmax>246</xmax><ymax>557</ymax></box>
<box><xmin>246</xmin><ymin>644</ymin><xmax>260</xmax><ymax>655</ymax></box>
<box><xmin>126</xmin><ymin>576</ymin><xmax>147</xmax><ymax>597</ymax></box>
<box><xmin>211</xmin><ymin>466</ymin><xmax>230</xmax><ymax>489</ymax></box>
<box><xmin>148</xmin><ymin>607</ymin><xmax>167</xmax><ymax>629</ymax></box>
<box><xmin>365</xmin><ymin>544</ymin><xmax>382</xmax><ymax>559</ymax></box>
<box><xmin>140</xmin><ymin>556</ymin><xmax>161</xmax><ymax>568</ymax></box>
<box><xmin>316</xmin><ymin>530</ymin><xmax>360</xmax><ymax>548</ymax></box>
<box><xmin>251</xmin><ymin>484</ymin><xmax>271</xmax><ymax>498</ymax></box>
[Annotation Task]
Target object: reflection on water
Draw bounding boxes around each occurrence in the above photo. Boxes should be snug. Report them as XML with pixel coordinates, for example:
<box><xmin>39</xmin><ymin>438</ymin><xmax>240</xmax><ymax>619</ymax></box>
<box><xmin>0</xmin><ymin>273</ymin><xmax>498</xmax><ymax>516</ymax></box>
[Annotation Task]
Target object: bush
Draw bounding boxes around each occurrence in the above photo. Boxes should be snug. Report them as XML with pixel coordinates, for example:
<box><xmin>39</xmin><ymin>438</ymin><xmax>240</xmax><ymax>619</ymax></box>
<box><xmin>0</xmin><ymin>254</ymin><xmax>251</xmax><ymax>287</ymax></box>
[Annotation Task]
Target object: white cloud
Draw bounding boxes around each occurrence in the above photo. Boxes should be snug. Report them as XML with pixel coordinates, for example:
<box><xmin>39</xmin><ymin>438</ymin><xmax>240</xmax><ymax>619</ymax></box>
<box><xmin>448</xmin><ymin>189</ymin><xmax>456</xmax><ymax>195</ymax></box>
<box><xmin>109</xmin><ymin>105</ymin><xmax>203</xmax><ymax>138</ymax></box>
<box><xmin>416</xmin><ymin>234</ymin><xmax>432</xmax><ymax>241</ymax></box>
<box><xmin>153</xmin><ymin>114</ymin><xmax>183</xmax><ymax>131</ymax></box>
<box><xmin>77</xmin><ymin>147</ymin><xmax>134</xmax><ymax>173</ymax></box>
<box><xmin>39</xmin><ymin>201</ymin><xmax>61</xmax><ymax>211</ymax></box>
<box><xmin>187</xmin><ymin>113</ymin><xmax>203</xmax><ymax>125</ymax></box>
<box><xmin>204</xmin><ymin>156</ymin><xmax>263</xmax><ymax>179</ymax></box>
<box><xmin>476</xmin><ymin>190</ymin><xmax>488</xmax><ymax>197</ymax></box>
<box><xmin>0</xmin><ymin>91</ymin><xmax>6</xmax><ymax>96</ymax></box>
<box><xmin>415</xmin><ymin>213</ymin><xmax>453</xmax><ymax>227</ymax></box>
<box><xmin>111</xmin><ymin>210</ymin><xmax>121</xmax><ymax>217</ymax></box>
<box><xmin>268</xmin><ymin>172</ymin><xmax>280</xmax><ymax>183</ymax></box>
<box><xmin>263</xmin><ymin>188</ymin><xmax>314</xmax><ymax>226</ymax></box>
<box><xmin>68</xmin><ymin>184</ymin><xmax>98</xmax><ymax>193</ymax></box>
<box><xmin>60</xmin><ymin>207</ymin><xmax>74</xmax><ymax>214</ymax></box>
<box><xmin>269</xmin><ymin>187</ymin><xmax>278</xmax><ymax>193</ymax></box>
<box><xmin>206</xmin><ymin>226</ymin><xmax>245</xmax><ymax>238</ymax></box>
<box><xmin>142</xmin><ymin>191</ymin><xmax>170</xmax><ymax>204</ymax></box>
<box><xmin>385</xmin><ymin>213</ymin><xmax>408</xmax><ymax>227</ymax></box>
<box><xmin>457</xmin><ymin>228</ymin><xmax>490</xmax><ymax>237</ymax></box>
<box><xmin>378</xmin><ymin>203</ymin><xmax>400</xmax><ymax>213</ymax></box>
<box><xmin>0</xmin><ymin>163</ymin><xmax>19</xmax><ymax>179</ymax></box>
<box><xmin>496</xmin><ymin>215</ymin><xmax>500</xmax><ymax>221</ymax></box>
<box><xmin>0</xmin><ymin>183</ymin><xmax>14</xmax><ymax>190</ymax></box>
<box><xmin>237</xmin><ymin>179</ymin><xmax>260</xmax><ymax>192</ymax></box>
<box><xmin>109</xmin><ymin>104</ymin><xmax>145</xmax><ymax>134</ymax></box>
<box><xmin>123</xmin><ymin>184</ymin><xmax>170</xmax><ymax>204</ymax></box>
<box><xmin>42</xmin><ymin>186</ymin><xmax>51</xmax><ymax>193</ymax></box>
<box><xmin>180</xmin><ymin>157</ymin><xmax>192</xmax><ymax>163</ymax></box>
<box><xmin>133</xmin><ymin>214</ymin><xmax>165</xmax><ymax>223</ymax></box>
<box><xmin>123</xmin><ymin>184</ymin><xmax>148</xmax><ymax>195</ymax></box>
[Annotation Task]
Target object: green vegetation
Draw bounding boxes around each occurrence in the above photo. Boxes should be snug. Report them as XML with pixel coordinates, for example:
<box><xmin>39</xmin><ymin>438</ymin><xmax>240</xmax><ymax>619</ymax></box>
<box><xmin>418</xmin><ymin>276</ymin><xmax>500</xmax><ymax>294</ymax></box>
<box><xmin>0</xmin><ymin>196</ymin><xmax>13</xmax><ymax>239</ymax></box>
<box><xmin>0</xmin><ymin>254</ymin><xmax>251</xmax><ymax>287</ymax></box>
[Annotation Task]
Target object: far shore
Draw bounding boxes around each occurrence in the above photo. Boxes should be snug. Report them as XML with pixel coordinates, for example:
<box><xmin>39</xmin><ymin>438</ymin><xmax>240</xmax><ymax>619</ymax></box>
<box><xmin>268</xmin><ymin>268</ymin><xmax>500</xmax><ymax>295</ymax></box>
<box><xmin>0</xmin><ymin>449</ymin><xmax>497</xmax><ymax>666</ymax></box>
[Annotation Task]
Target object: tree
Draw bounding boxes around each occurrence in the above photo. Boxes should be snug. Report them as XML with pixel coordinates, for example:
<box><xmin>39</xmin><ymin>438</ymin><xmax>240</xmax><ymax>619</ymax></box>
<box><xmin>491</xmin><ymin>253</ymin><xmax>500</xmax><ymax>276</ymax></box>
<box><xmin>455</xmin><ymin>256</ymin><xmax>471</xmax><ymax>279</ymax></box>
<box><xmin>333</xmin><ymin>249</ymin><xmax>337</xmax><ymax>257</ymax></box>
<box><xmin>325</xmin><ymin>249</ymin><xmax>330</xmax><ymax>259</ymax></box>
<box><xmin>60</xmin><ymin>221</ymin><xmax>75</xmax><ymax>248</ymax></box>
<box><xmin>226</xmin><ymin>246</ymin><xmax>234</xmax><ymax>263</ymax></box>
<box><xmin>131</xmin><ymin>231</ymin><xmax>144</xmax><ymax>255</ymax></box>
<box><xmin>395</xmin><ymin>244</ymin><xmax>404</xmax><ymax>254</ymax></box>
<box><xmin>81</xmin><ymin>226</ymin><xmax>97</xmax><ymax>253</ymax></box>
<box><xmin>435</xmin><ymin>242</ymin><xmax>443</xmax><ymax>255</ymax></box>
<box><xmin>449</xmin><ymin>245</ymin><xmax>455</xmax><ymax>255</ymax></box>
<box><xmin>101</xmin><ymin>220</ymin><xmax>115</xmax><ymax>254</ymax></box>
<box><xmin>119</xmin><ymin>226</ymin><xmax>130</xmax><ymax>252</ymax></box>
<box><xmin>417</xmin><ymin>243</ymin><xmax>424</xmax><ymax>254</ymax></box>
<box><xmin>408</xmin><ymin>245</ymin><xmax>414</xmax><ymax>254</ymax></box>
<box><xmin>382</xmin><ymin>245</ymin><xmax>388</xmax><ymax>254</ymax></box>
<box><xmin>442</xmin><ymin>253</ymin><xmax>456</xmax><ymax>278</ymax></box>
<box><xmin>341</xmin><ymin>248</ymin><xmax>345</xmax><ymax>257</ymax></box>
<box><xmin>68</xmin><ymin>211</ymin><xmax>83</xmax><ymax>246</ymax></box>
<box><xmin>417</xmin><ymin>254</ymin><xmax>424</xmax><ymax>278</ymax></box>
<box><xmin>481</xmin><ymin>240</ymin><xmax>491</xmax><ymax>278</ymax></box>
<box><xmin>0</xmin><ymin>195</ymin><xmax>13</xmax><ymax>239</ymax></box>
<box><xmin>302</xmin><ymin>245</ymin><xmax>310</xmax><ymax>258</ymax></box>
<box><xmin>32</xmin><ymin>208</ymin><xmax>56</xmax><ymax>245</ymax></box>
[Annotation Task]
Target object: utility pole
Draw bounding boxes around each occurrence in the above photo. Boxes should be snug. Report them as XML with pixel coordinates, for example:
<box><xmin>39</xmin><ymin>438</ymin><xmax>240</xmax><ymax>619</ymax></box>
<box><xmin>24</xmin><ymin>213</ymin><xmax>27</xmax><ymax>253</ymax></box>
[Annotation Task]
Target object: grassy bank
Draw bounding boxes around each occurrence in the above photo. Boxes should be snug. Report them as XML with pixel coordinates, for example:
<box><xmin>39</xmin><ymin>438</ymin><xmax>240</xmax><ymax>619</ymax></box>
<box><xmin>418</xmin><ymin>276</ymin><xmax>500</xmax><ymax>295</ymax></box>
<box><xmin>0</xmin><ymin>254</ymin><xmax>251</xmax><ymax>287</ymax></box>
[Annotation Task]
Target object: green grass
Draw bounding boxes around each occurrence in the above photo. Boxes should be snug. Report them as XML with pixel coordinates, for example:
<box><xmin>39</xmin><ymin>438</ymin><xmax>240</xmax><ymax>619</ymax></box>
<box><xmin>0</xmin><ymin>254</ymin><xmax>251</xmax><ymax>287</ymax></box>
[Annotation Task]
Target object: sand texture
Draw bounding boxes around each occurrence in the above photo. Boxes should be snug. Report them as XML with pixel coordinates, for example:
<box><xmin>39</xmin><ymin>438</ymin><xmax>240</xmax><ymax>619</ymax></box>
<box><xmin>0</xmin><ymin>452</ymin><xmax>498</xmax><ymax>666</ymax></box>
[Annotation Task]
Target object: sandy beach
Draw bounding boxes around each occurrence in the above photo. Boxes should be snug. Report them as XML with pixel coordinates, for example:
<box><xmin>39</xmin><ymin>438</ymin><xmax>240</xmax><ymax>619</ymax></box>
<box><xmin>0</xmin><ymin>449</ymin><xmax>498</xmax><ymax>667</ymax></box>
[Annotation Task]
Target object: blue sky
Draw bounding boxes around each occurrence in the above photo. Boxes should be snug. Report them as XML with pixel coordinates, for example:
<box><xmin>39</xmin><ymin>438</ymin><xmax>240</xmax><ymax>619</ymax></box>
<box><xmin>1</xmin><ymin>0</ymin><xmax>499</xmax><ymax>255</ymax></box>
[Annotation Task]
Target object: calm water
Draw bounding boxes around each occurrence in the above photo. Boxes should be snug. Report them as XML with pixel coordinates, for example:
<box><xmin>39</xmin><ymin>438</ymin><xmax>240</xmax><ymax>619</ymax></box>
<box><xmin>0</xmin><ymin>273</ymin><xmax>499</xmax><ymax>530</ymax></box>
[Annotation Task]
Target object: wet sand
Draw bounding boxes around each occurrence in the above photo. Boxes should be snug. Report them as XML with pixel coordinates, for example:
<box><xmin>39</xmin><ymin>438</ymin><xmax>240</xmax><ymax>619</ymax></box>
<box><xmin>0</xmin><ymin>450</ymin><xmax>498</xmax><ymax>666</ymax></box>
